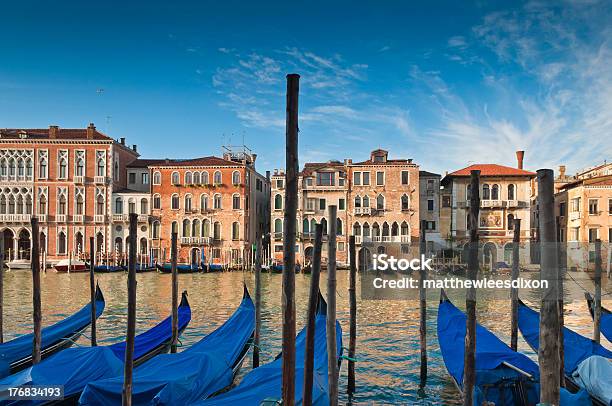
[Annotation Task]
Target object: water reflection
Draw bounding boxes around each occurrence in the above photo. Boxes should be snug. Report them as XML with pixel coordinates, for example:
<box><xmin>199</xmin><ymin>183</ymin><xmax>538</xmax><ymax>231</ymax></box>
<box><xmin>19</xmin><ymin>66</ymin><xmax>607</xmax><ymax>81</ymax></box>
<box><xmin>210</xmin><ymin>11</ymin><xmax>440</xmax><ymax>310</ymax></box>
<box><xmin>1</xmin><ymin>270</ymin><xmax>610</xmax><ymax>405</ymax></box>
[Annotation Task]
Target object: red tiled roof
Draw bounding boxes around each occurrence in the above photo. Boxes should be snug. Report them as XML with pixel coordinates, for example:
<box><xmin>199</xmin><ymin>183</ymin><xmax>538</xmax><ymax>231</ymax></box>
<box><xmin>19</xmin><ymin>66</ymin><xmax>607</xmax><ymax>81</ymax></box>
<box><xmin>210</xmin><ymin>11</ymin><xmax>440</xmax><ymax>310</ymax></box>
<box><xmin>0</xmin><ymin>127</ymin><xmax>112</xmax><ymax>141</ymax></box>
<box><xmin>352</xmin><ymin>158</ymin><xmax>413</xmax><ymax>165</ymax></box>
<box><xmin>301</xmin><ymin>161</ymin><xmax>344</xmax><ymax>176</ymax></box>
<box><xmin>127</xmin><ymin>159</ymin><xmax>168</xmax><ymax>168</ymax></box>
<box><xmin>147</xmin><ymin>156</ymin><xmax>240</xmax><ymax>168</ymax></box>
<box><xmin>447</xmin><ymin>164</ymin><xmax>536</xmax><ymax>177</ymax></box>
<box><xmin>562</xmin><ymin>175</ymin><xmax>612</xmax><ymax>190</ymax></box>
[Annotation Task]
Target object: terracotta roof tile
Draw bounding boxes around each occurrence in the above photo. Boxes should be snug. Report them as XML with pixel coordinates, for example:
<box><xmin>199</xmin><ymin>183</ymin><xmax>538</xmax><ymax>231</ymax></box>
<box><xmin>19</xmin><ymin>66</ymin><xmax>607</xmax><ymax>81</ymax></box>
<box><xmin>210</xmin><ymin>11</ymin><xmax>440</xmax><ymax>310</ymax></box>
<box><xmin>0</xmin><ymin>127</ymin><xmax>113</xmax><ymax>141</ymax></box>
<box><xmin>447</xmin><ymin>164</ymin><xmax>536</xmax><ymax>177</ymax></box>
<box><xmin>146</xmin><ymin>156</ymin><xmax>239</xmax><ymax>168</ymax></box>
<box><xmin>301</xmin><ymin>161</ymin><xmax>344</xmax><ymax>176</ymax></box>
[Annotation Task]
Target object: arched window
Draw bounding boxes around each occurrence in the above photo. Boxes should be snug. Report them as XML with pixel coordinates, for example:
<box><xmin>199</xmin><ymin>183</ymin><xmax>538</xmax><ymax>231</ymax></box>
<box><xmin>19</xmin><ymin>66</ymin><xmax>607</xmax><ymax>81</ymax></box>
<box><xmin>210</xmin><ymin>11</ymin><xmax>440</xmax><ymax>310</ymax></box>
<box><xmin>376</xmin><ymin>194</ymin><xmax>385</xmax><ymax>210</ymax></box>
<box><xmin>321</xmin><ymin>218</ymin><xmax>328</xmax><ymax>235</ymax></box>
<box><xmin>202</xmin><ymin>219</ymin><xmax>210</xmax><ymax>237</ymax></box>
<box><xmin>363</xmin><ymin>195</ymin><xmax>370</xmax><ymax>207</ymax></box>
<box><xmin>213</xmin><ymin>171</ymin><xmax>222</xmax><ymax>185</ymax></box>
<box><xmin>8</xmin><ymin>195</ymin><xmax>15</xmax><ymax>214</ymax></box>
<box><xmin>59</xmin><ymin>157</ymin><xmax>67</xmax><ymax>179</ymax></box>
<box><xmin>275</xmin><ymin>194</ymin><xmax>283</xmax><ymax>210</ymax></box>
<box><xmin>96</xmin><ymin>232</ymin><xmax>104</xmax><ymax>253</ymax></box>
<box><xmin>382</xmin><ymin>222</ymin><xmax>390</xmax><ymax>236</ymax></box>
<box><xmin>97</xmin><ymin>157</ymin><xmax>105</xmax><ymax>176</ymax></box>
<box><xmin>76</xmin><ymin>158</ymin><xmax>85</xmax><ymax>176</ymax></box>
<box><xmin>152</xmin><ymin>221</ymin><xmax>160</xmax><ymax>239</ymax></box>
<box><xmin>213</xmin><ymin>194</ymin><xmax>222</xmax><ymax>209</ymax></box>
<box><xmin>508</xmin><ymin>184</ymin><xmax>515</xmax><ymax>200</ymax></box>
<box><xmin>17</xmin><ymin>159</ymin><xmax>24</xmax><ymax>178</ymax></box>
<box><xmin>184</xmin><ymin>194</ymin><xmax>192</xmax><ymax>211</ymax></box>
<box><xmin>171</xmin><ymin>171</ymin><xmax>180</xmax><ymax>185</ymax></box>
<box><xmin>466</xmin><ymin>184</ymin><xmax>472</xmax><ymax>200</ymax></box>
<box><xmin>183</xmin><ymin>219</ymin><xmax>191</xmax><ymax>237</ymax></box>
<box><xmin>232</xmin><ymin>171</ymin><xmax>241</xmax><ymax>185</ymax></box>
<box><xmin>372</xmin><ymin>222</ymin><xmax>380</xmax><ymax>237</ymax></box>
<box><xmin>128</xmin><ymin>198</ymin><xmax>136</xmax><ymax>214</ymax></box>
<box><xmin>233</xmin><ymin>194</ymin><xmax>241</xmax><ymax>210</ymax></box>
<box><xmin>153</xmin><ymin>171</ymin><xmax>161</xmax><ymax>185</ymax></box>
<box><xmin>171</xmin><ymin>221</ymin><xmax>178</xmax><ymax>234</ymax></box>
<box><xmin>310</xmin><ymin>219</ymin><xmax>316</xmax><ymax>234</ymax></box>
<box><xmin>482</xmin><ymin>184</ymin><xmax>490</xmax><ymax>200</ymax></box>
<box><xmin>508</xmin><ymin>214</ymin><xmax>515</xmax><ymax>230</ymax></box>
<box><xmin>491</xmin><ymin>184</ymin><xmax>499</xmax><ymax>200</ymax></box>
<box><xmin>39</xmin><ymin>195</ymin><xmax>47</xmax><ymax>215</ymax></box>
<box><xmin>353</xmin><ymin>222</ymin><xmax>361</xmax><ymax>236</ymax></box>
<box><xmin>38</xmin><ymin>158</ymin><xmax>47</xmax><ymax>179</ymax></box>
<box><xmin>25</xmin><ymin>195</ymin><xmax>32</xmax><ymax>214</ymax></box>
<box><xmin>0</xmin><ymin>195</ymin><xmax>5</xmax><ymax>214</ymax></box>
<box><xmin>337</xmin><ymin>218</ymin><xmax>343</xmax><ymax>235</ymax></box>
<box><xmin>140</xmin><ymin>198</ymin><xmax>148</xmax><ymax>214</ymax></box>
<box><xmin>200</xmin><ymin>194</ymin><xmax>208</xmax><ymax>211</ymax></box>
<box><xmin>213</xmin><ymin>222</ymin><xmax>221</xmax><ymax>240</ymax></box>
<box><xmin>26</xmin><ymin>159</ymin><xmax>33</xmax><ymax>178</ymax></box>
<box><xmin>192</xmin><ymin>219</ymin><xmax>201</xmax><ymax>237</ymax></box>
<box><xmin>391</xmin><ymin>222</ymin><xmax>399</xmax><ymax>236</ymax></box>
<box><xmin>354</xmin><ymin>195</ymin><xmax>361</xmax><ymax>208</ymax></box>
<box><xmin>58</xmin><ymin>194</ymin><xmax>67</xmax><ymax>215</ymax></box>
<box><xmin>1</xmin><ymin>159</ymin><xmax>7</xmax><ymax>177</ymax></box>
<box><xmin>401</xmin><ymin>221</ymin><xmax>409</xmax><ymax>236</ymax></box>
<box><xmin>274</xmin><ymin>218</ymin><xmax>282</xmax><ymax>234</ymax></box>
<box><xmin>96</xmin><ymin>195</ymin><xmax>104</xmax><ymax>215</ymax></box>
<box><xmin>363</xmin><ymin>222</ymin><xmax>370</xmax><ymax>237</ymax></box>
<box><xmin>171</xmin><ymin>194</ymin><xmax>179</xmax><ymax>210</ymax></box>
<box><xmin>58</xmin><ymin>231</ymin><xmax>67</xmax><ymax>255</ymax></box>
<box><xmin>193</xmin><ymin>172</ymin><xmax>200</xmax><ymax>184</ymax></box>
<box><xmin>232</xmin><ymin>222</ymin><xmax>240</xmax><ymax>240</ymax></box>
<box><xmin>303</xmin><ymin>219</ymin><xmax>310</xmax><ymax>234</ymax></box>
<box><xmin>401</xmin><ymin>194</ymin><xmax>409</xmax><ymax>211</ymax></box>
<box><xmin>115</xmin><ymin>197</ymin><xmax>123</xmax><ymax>214</ymax></box>
<box><xmin>76</xmin><ymin>194</ymin><xmax>84</xmax><ymax>215</ymax></box>
<box><xmin>201</xmin><ymin>171</ymin><xmax>209</xmax><ymax>185</ymax></box>
<box><xmin>16</xmin><ymin>195</ymin><xmax>23</xmax><ymax>214</ymax></box>
<box><xmin>140</xmin><ymin>238</ymin><xmax>148</xmax><ymax>255</ymax></box>
<box><xmin>153</xmin><ymin>194</ymin><xmax>161</xmax><ymax>209</ymax></box>
<box><xmin>185</xmin><ymin>172</ymin><xmax>192</xmax><ymax>185</ymax></box>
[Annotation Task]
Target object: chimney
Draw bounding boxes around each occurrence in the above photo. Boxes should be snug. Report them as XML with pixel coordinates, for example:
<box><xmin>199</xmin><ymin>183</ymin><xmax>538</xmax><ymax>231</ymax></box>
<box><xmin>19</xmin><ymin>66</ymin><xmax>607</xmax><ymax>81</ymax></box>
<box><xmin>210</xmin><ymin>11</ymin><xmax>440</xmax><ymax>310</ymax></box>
<box><xmin>516</xmin><ymin>150</ymin><xmax>524</xmax><ymax>170</ymax></box>
<box><xmin>120</xmin><ymin>137</ymin><xmax>126</xmax><ymax>146</ymax></box>
<box><xmin>251</xmin><ymin>153</ymin><xmax>257</xmax><ymax>163</ymax></box>
<box><xmin>266</xmin><ymin>170</ymin><xmax>271</xmax><ymax>180</ymax></box>
<box><xmin>559</xmin><ymin>165</ymin><xmax>566</xmax><ymax>178</ymax></box>
<box><xmin>132</xmin><ymin>144</ymin><xmax>137</xmax><ymax>153</ymax></box>
<box><xmin>49</xmin><ymin>125</ymin><xmax>59</xmax><ymax>139</ymax></box>
<box><xmin>86</xmin><ymin>123</ymin><xmax>95</xmax><ymax>139</ymax></box>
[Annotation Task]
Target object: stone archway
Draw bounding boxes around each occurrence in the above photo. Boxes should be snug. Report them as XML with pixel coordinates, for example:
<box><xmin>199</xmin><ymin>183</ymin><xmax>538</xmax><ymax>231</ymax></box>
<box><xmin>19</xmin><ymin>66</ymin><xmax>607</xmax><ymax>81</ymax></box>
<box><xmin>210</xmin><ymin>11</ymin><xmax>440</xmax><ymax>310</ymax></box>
<box><xmin>2</xmin><ymin>229</ymin><xmax>14</xmax><ymax>260</ymax></box>
<box><xmin>304</xmin><ymin>246</ymin><xmax>314</xmax><ymax>264</ymax></box>
<box><xmin>191</xmin><ymin>247</ymin><xmax>201</xmax><ymax>266</ymax></box>
<box><xmin>17</xmin><ymin>229</ymin><xmax>31</xmax><ymax>260</ymax></box>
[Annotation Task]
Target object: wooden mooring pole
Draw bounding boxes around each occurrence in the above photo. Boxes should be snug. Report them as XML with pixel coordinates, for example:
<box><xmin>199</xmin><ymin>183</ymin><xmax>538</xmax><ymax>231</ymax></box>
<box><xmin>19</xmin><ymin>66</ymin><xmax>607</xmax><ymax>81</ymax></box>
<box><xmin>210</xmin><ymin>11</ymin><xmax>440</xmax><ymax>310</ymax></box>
<box><xmin>419</xmin><ymin>220</ymin><xmax>427</xmax><ymax>387</ymax></box>
<box><xmin>0</xmin><ymin>234</ymin><xmax>4</xmax><ymax>344</ymax></box>
<box><xmin>463</xmin><ymin>170</ymin><xmax>480</xmax><ymax>406</ymax></box>
<box><xmin>89</xmin><ymin>237</ymin><xmax>97</xmax><ymax>346</ymax></box>
<box><xmin>282</xmin><ymin>72</ymin><xmax>300</xmax><ymax>406</ymax></box>
<box><xmin>253</xmin><ymin>239</ymin><xmax>262</xmax><ymax>368</ymax></box>
<box><xmin>510</xmin><ymin>218</ymin><xmax>521</xmax><ymax>351</ymax></box>
<box><xmin>122</xmin><ymin>213</ymin><xmax>138</xmax><ymax>406</ymax></box>
<box><xmin>303</xmin><ymin>224</ymin><xmax>323</xmax><ymax>406</ymax></box>
<box><xmin>31</xmin><ymin>217</ymin><xmax>42</xmax><ymax>364</ymax></box>
<box><xmin>593</xmin><ymin>239</ymin><xmax>602</xmax><ymax>343</ymax></box>
<box><xmin>557</xmin><ymin>216</ymin><xmax>565</xmax><ymax>387</ymax></box>
<box><xmin>171</xmin><ymin>232</ymin><xmax>179</xmax><ymax>353</ymax></box>
<box><xmin>537</xmin><ymin>169</ymin><xmax>560</xmax><ymax>405</ymax></box>
<box><xmin>327</xmin><ymin>205</ymin><xmax>339</xmax><ymax>406</ymax></box>
<box><xmin>348</xmin><ymin>235</ymin><xmax>357</xmax><ymax>394</ymax></box>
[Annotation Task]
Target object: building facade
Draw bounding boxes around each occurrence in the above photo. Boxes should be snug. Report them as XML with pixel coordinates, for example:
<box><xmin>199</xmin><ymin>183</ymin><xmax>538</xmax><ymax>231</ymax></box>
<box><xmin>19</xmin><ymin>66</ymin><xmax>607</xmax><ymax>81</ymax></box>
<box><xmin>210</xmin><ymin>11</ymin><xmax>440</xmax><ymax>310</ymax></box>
<box><xmin>0</xmin><ymin>124</ymin><xmax>138</xmax><ymax>265</ymax></box>
<box><xmin>418</xmin><ymin>170</ymin><xmax>442</xmax><ymax>252</ymax></box>
<box><xmin>439</xmin><ymin>151</ymin><xmax>536</xmax><ymax>267</ymax></box>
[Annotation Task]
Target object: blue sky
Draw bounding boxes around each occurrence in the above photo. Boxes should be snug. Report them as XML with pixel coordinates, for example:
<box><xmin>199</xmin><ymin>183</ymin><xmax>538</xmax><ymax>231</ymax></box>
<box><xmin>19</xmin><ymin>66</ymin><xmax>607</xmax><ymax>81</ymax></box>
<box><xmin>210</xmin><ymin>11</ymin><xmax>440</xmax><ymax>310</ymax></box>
<box><xmin>1</xmin><ymin>0</ymin><xmax>610</xmax><ymax>174</ymax></box>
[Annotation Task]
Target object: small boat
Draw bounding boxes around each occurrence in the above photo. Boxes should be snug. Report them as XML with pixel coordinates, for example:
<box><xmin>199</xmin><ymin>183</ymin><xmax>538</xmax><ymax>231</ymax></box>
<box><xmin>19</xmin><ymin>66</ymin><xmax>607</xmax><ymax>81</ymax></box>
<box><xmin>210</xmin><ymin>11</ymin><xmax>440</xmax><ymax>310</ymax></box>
<box><xmin>6</xmin><ymin>259</ymin><xmax>31</xmax><ymax>271</ymax></box>
<box><xmin>193</xmin><ymin>292</ymin><xmax>342</xmax><ymax>406</ymax></box>
<box><xmin>0</xmin><ymin>292</ymin><xmax>191</xmax><ymax>404</ymax></box>
<box><xmin>123</xmin><ymin>263</ymin><xmax>157</xmax><ymax>273</ymax></box>
<box><xmin>269</xmin><ymin>263</ymin><xmax>301</xmax><ymax>274</ymax></box>
<box><xmin>94</xmin><ymin>264</ymin><xmax>124</xmax><ymax>273</ymax></box>
<box><xmin>438</xmin><ymin>292</ymin><xmax>590</xmax><ymax>406</ymax></box>
<box><xmin>585</xmin><ymin>292</ymin><xmax>612</xmax><ymax>343</ymax></box>
<box><xmin>207</xmin><ymin>263</ymin><xmax>224</xmax><ymax>272</ymax></box>
<box><xmin>0</xmin><ymin>285</ymin><xmax>105</xmax><ymax>378</ymax></box>
<box><xmin>156</xmin><ymin>263</ymin><xmax>200</xmax><ymax>273</ymax></box>
<box><xmin>54</xmin><ymin>258</ymin><xmax>88</xmax><ymax>272</ymax></box>
<box><xmin>518</xmin><ymin>300</ymin><xmax>612</xmax><ymax>405</ymax></box>
<box><xmin>79</xmin><ymin>285</ymin><xmax>255</xmax><ymax>405</ymax></box>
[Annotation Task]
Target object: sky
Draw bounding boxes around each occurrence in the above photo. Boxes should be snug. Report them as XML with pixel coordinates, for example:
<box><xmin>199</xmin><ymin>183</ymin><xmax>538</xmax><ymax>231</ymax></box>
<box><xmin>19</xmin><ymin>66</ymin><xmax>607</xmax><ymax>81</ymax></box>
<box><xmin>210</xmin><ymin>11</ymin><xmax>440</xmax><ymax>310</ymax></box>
<box><xmin>1</xmin><ymin>0</ymin><xmax>611</xmax><ymax>175</ymax></box>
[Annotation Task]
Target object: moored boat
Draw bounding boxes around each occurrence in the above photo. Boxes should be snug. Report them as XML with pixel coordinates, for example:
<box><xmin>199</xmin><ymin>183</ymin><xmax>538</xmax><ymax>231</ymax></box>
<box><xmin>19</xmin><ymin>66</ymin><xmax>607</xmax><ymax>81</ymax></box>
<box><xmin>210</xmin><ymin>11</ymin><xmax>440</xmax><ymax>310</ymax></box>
<box><xmin>6</xmin><ymin>259</ymin><xmax>31</xmax><ymax>271</ymax></box>
<box><xmin>94</xmin><ymin>264</ymin><xmax>124</xmax><ymax>273</ymax></box>
<box><xmin>54</xmin><ymin>258</ymin><xmax>88</xmax><ymax>272</ymax></box>
<box><xmin>585</xmin><ymin>292</ymin><xmax>612</xmax><ymax>343</ymax></box>
<box><xmin>156</xmin><ymin>263</ymin><xmax>200</xmax><ymax>273</ymax></box>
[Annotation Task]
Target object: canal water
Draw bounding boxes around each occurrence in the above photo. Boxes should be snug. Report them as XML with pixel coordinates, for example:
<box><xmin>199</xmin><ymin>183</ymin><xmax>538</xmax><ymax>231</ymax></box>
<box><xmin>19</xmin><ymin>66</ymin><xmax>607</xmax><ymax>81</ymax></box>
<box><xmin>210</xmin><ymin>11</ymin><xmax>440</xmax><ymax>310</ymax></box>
<box><xmin>2</xmin><ymin>270</ymin><xmax>610</xmax><ymax>405</ymax></box>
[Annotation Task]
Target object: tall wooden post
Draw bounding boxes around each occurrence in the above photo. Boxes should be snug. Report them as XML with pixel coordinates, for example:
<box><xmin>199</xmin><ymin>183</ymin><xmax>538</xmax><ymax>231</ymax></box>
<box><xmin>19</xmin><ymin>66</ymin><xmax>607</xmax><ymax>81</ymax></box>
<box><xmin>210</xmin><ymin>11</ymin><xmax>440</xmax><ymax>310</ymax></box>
<box><xmin>253</xmin><ymin>239</ymin><xmax>262</xmax><ymax>368</ymax></box>
<box><xmin>89</xmin><ymin>237</ymin><xmax>97</xmax><ymax>346</ymax></box>
<box><xmin>510</xmin><ymin>219</ymin><xmax>521</xmax><ymax>351</ymax></box>
<box><xmin>594</xmin><ymin>239</ymin><xmax>602</xmax><ymax>343</ymax></box>
<box><xmin>348</xmin><ymin>235</ymin><xmax>357</xmax><ymax>394</ymax></box>
<box><xmin>537</xmin><ymin>169</ymin><xmax>560</xmax><ymax>405</ymax></box>
<box><xmin>463</xmin><ymin>170</ymin><xmax>480</xmax><ymax>406</ymax></box>
<box><xmin>0</xmin><ymin>234</ymin><xmax>4</xmax><ymax>344</ymax></box>
<box><xmin>31</xmin><ymin>217</ymin><xmax>42</xmax><ymax>364</ymax></box>
<box><xmin>122</xmin><ymin>213</ymin><xmax>138</xmax><ymax>406</ymax></box>
<box><xmin>556</xmin><ymin>216</ymin><xmax>565</xmax><ymax>386</ymax></box>
<box><xmin>303</xmin><ymin>224</ymin><xmax>323</xmax><ymax>406</ymax></box>
<box><xmin>282</xmin><ymin>73</ymin><xmax>300</xmax><ymax>406</ymax></box>
<box><xmin>327</xmin><ymin>205</ymin><xmax>338</xmax><ymax>406</ymax></box>
<box><xmin>171</xmin><ymin>232</ymin><xmax>179</xmax><ymax>353</ymax></box>
<box><xmin>419</xmin><ymin>220</ymin><xmax>427</xmax><ymax>387</ymax></box>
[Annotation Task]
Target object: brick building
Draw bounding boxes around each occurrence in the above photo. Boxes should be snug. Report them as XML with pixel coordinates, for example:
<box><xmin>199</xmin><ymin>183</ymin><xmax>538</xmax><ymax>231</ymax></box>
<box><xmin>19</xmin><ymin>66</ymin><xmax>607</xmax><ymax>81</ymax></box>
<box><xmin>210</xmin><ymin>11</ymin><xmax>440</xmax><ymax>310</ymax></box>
<box><xmin>419</xmin><ymin>170</ymin><xmax>443</xmax><ymax>252</ymax></box>
<box><xmin>0</xmin><ymin>124</ymin><xmax>138</xmax><ymax>266</ymax></box>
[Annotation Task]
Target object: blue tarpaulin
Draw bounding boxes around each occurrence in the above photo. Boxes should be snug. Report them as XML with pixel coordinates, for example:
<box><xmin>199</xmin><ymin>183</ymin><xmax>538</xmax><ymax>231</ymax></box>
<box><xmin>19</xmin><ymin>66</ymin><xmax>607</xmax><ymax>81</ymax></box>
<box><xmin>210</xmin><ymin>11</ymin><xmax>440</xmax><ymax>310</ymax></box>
<box><xmin>602</xmin><ymin>312</ymin><xmax>612</xmax><ymax>343</ymax></box>
<box><xmin>79</xmin><ymin>288</ymin><xmax>254</xmax><ymax>406</ymax></box>
<box><xmin>0</xmin><ymin>293</ymin><xmax>191</xmax><ymax>405</ymax></box>
<box><xmin>0</xmin><ymin>286</ymin><xmax>105</xmax><ymax>378</ymax></box>
<box><xmin>194</xmin><ymin>296</ymin><xmax>342</xmax><ymax>406</ymax></box>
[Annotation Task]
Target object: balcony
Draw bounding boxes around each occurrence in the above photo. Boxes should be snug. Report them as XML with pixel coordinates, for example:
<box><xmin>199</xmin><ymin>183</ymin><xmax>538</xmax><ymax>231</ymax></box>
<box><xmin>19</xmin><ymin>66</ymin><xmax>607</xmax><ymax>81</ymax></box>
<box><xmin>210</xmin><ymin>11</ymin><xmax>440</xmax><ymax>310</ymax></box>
<box><xmin>361</xmin><ymin>236</ymin><xmax>411</xmax><ymax>243</ymax></box>
<box><xmin>354</xmin><ymin>207</ymin><xmax>371</xmax><ymax>215</ymax></box>
<box><xmin>94</xmin><ymin>215</ymin><xmax>106</xmax><ymax>223</ymax></box>
<box><xmin>181</xmin><ymin>237</ymin><xmax>210</xmax><ymax>245</ymax></box>
<box><xmin>273</xmin><ymin>232</ymin><xmax>283</xmax><ymax>240</ymax></box>
<box><xmin>72</xmin><ymin>215</ymin><xmax>84</xmax><ymax>223</ymax></box>
<box><xmin>74</xmin><ymin>176</ymin><xmax>85</xmax><ymax>184</ymax></box>
<box><xmin>113</xmin><ymin>214</ymin><xmax>128</xmax><ymax>222</ymax></box>
<box><xmin>94</xmin><ymin>176</ymin><xmax>107</xmax><ymax>185</ymax></box>
<box><xmin>459</xmin><ymin>200</ymin><xmax>528</xmax><ymax>209</ymax></box>
<box><xmin>138</xmin><ymin>214</ymin><xmax>149</xmax><ymax>223</ymax></box>
<box><xmin>37</xmin><ymin>214</ymin><xmax>47</xmax><ymax>223</ymax></box>
<box><xmin>481</xmin><ymin>200</ymin><xmax>503</xmax><ymax>208</ymax></box>
<box><xmin>569</xmin><ymin>211</ymin><xmax>581</xmax><ymax>221</ymax></box>
<box><xmin>0</xmin><ymin>214</ymin><xmax>31</xmax><ymax>222</ymax></box>
<box><xmin>56</xmin><ymin>214</ymin><xmax>67</xmax><ymax>223</ymax></box>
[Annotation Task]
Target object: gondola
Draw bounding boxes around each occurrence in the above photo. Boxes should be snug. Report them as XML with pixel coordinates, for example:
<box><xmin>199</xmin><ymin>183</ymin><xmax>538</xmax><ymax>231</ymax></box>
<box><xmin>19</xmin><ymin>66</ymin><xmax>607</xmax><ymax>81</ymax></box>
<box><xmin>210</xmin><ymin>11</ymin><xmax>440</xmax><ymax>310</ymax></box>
<box><xmin>0</xmin><ymin>285</ymin><xmax>105</xmax><ymax>378</ymax></box>
<box><xmin>0</xmin><ymin>292</ymin><xmax>192</xmax><ymax>405</ymax></box>
<box><xmin>93</xmin><ymin>265</ymin><xmax>124</xmax><ymax>273</ymax></box>
<box><xmin>193</xmin><ymin>292</ymin><xmax>342</xmax><ymax>406</ymax></box>
<box><xmin>79</xmin><ymin>285</ymin><xmax>255</xmax><ymax>405</ymax></box>
<box><xmin>156</xmin><ymin>263</ymin><xmax>200</xmax><ymax>273</ymax></box>
<box><xmin>127</xmin><ymin>263</ymin><xmax>157</xmax><ymax>273</ymax></box>
<box><xmin>518</xmin><ymin>300</ymin><xmax>612</xmax><ymax>406</ymax></box>
<box><xmin>269</xmin><ymin>264</ymin><xmax>301</xmax><ymax>274</ymax></box>
<box><xmin>437</xmin><ymin>291</ymin><xmax>590</xmax><ymax>406</ymax></box>
<box><xmin>207</xmin><ymin>263</ymin><xmax>224</xmax><ymax>272</ymax></box>
<box><xmin>584</xmin><ymin>292</ymin><xmax>612</xmax><ymax>343</ymax></box>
